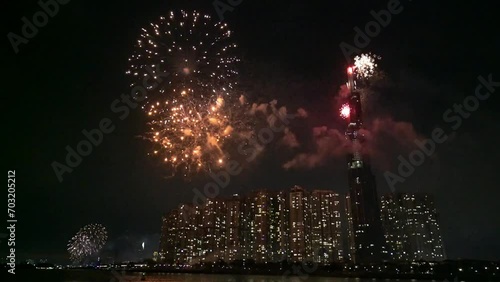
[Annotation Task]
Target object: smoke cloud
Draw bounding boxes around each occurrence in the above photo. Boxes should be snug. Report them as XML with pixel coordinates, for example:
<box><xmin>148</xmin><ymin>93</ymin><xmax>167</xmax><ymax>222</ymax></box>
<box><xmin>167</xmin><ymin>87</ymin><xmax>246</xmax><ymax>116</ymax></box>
<box><xmin>283</xmin><ymin>118</ymin><xmax>422</xmax><ymax>170</ymax></box>
<box><xmin>281</xmin><ymin>128</ymin><xmax>300</xmax><ymax>148</ymax></box>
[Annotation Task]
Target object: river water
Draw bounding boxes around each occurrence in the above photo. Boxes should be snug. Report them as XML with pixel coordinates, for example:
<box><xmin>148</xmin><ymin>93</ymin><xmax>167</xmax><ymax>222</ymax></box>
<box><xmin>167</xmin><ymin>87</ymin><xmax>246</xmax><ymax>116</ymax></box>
<box><xmin>13</xmin><ymin>270</ymin><xmax>427</xmax><ymax>282</ymax></box>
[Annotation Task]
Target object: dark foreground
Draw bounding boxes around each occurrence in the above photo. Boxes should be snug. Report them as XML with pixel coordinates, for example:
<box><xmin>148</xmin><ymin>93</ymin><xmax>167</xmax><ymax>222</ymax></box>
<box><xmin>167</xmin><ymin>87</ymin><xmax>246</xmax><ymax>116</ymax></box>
<box><xmin>2</xmin><ymin>269</ymin><xmax>499</xmax><ymax>282</ymax></box>
<box><xmin>0</xmin><ymin>269</ymin><xmax>436</xmax><ymax>282</ymax></box>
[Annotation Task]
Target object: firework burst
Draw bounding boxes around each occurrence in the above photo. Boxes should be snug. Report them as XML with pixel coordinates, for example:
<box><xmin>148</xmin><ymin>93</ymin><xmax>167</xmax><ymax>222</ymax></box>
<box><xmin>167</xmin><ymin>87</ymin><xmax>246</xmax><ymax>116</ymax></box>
<box><xmin>353</xmin><ymin>53</ymin><xmax>381</xmax><ymax>79</ymax></box>
<box><xmin>67</xmin><ymin>224</ymin><xmax>108</xmax><ymax>262</ymax></box>
<box><xmin>126</xmin><ymin>10</ymin><xmax>247</xmax><ymax>176</ymax></box>
<box><xmin>350</xmin><ymin>53</ymin><xmax>383</xmax><ymax>114</ymax></box>
<box><xmin>340</xmin><ymin>103</ymin><xmax>351</xmax><ymax>119</ymax></box>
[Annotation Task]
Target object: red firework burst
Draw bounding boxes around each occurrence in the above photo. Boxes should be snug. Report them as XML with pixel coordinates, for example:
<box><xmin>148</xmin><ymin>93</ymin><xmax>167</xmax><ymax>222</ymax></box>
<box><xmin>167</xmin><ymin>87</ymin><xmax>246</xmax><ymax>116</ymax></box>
<box><xmin>340</xmin><ymin>103</ymin><xmax>350</xmax><ymax>119</ymax></box>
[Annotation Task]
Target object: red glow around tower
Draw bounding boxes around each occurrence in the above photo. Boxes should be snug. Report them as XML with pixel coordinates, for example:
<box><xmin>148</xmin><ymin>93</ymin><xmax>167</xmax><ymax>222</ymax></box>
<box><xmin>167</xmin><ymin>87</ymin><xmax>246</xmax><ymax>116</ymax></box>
<box><xmin>347</xmin><ymin>66</ymin><xmax>354</xmax><ymax>74</ymax></box>
<box><xmin>340</xmin><ymin>103</ymin><xmax>351</xmax><ymax>119</ymax></box>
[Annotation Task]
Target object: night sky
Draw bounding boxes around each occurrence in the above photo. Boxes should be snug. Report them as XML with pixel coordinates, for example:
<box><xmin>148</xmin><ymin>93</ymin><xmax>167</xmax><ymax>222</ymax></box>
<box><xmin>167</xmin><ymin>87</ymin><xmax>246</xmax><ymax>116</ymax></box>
<box><xmin>4</xmin><ymin>0</ymin><xmax>499</xmax><ymax>263</ymax></box>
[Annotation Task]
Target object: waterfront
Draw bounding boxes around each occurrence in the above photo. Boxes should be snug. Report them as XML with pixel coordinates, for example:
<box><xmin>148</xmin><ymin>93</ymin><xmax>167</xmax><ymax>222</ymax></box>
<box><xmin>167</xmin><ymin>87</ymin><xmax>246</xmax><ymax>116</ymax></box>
<box><xmin>8</xmin><ymin>270</ymin><xmax>429</xmax><ymax>282</ymax></box>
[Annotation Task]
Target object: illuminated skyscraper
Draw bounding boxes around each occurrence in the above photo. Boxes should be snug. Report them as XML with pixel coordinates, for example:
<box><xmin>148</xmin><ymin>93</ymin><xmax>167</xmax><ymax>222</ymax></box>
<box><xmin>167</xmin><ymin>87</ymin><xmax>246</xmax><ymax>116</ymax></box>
<box><xmin>344</xmin><ymin>66</ymin><xmax>385</xmax><ymax>263</ymax></box>
<box><xmin>226</xmin><ymin>195</ymin><xmax>242</xmax><ymax>262</ymax></box>
<box><xmin>251</xmin><ymin>190</ymin><xmax>271</xmax><ymax>263</ymax></box>
<box><xmin>176</xmin><ymin>204</ymin><xmax>196</xmax><ymax>263</ymax></box>
<box><xmin>240</xmin><ymin>195</ymin><xmax>255</xmax><ymax>261</ymax></box>
<box><xmin>159</xmin><ymin>186</ymin><xmax>348</xmax><ymax>264</ymax></box>
<box><xmin>160</xmin><ymin>210</ymin><xmax>178</xmax><ymax>263</ymax></box>
<box><xmin>289</xmin><ymin>186</ymin><xmax>311</xmax><ymax>262</ymax></box>
<box><xmin>201</xmin><ymin>198</ymin><xmax>227</xmax><ymax>262</ymax></box>
<box><xmin>159</xmin><ymin>204</ymin><xmax>203</xmax><ymax>264</ymax></box>
<box><xmin>344</xmin><ymin>193</ymin><xmax>356</xmax><ymax>262</ymax></box>
<box><xmin>269</xmin><ymin>191</ymin><xmax>289</xmax><ymax>262</ymax></box>
<box><xmin>310</xmin><ymin>190</ymin><xmax>344</xmax><ymax>263</ymax></box>
<box><xmin>380</xmin><ymin>193</ymin><xmax>446</xmax><ymax>261</ymax></box>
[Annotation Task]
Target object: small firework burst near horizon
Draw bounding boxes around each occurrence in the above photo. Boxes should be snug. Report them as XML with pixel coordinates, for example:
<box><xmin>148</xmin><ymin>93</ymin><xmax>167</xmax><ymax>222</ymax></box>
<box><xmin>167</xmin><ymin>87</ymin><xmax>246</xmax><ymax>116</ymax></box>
<box><xmin>126</xmin><ymin>10</ymin><xmax>249</xmax><ymax>177</ymax></box>
<box><xmin>67</xmin><ymin>224</ymin><xmax>107</xmax><ymax>263</ymax></box>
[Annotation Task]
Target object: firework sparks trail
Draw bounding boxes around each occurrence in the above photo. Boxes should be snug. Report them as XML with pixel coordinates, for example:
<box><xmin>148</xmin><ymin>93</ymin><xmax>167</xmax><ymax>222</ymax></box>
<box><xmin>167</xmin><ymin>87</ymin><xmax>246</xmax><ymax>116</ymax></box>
<box><xmin>126</xmin><ymin>10</ymin><xmax>249</xmax><ymax>176</ymax></box>
<box><xmin>67</xmin><ymin>224</ymin><xmax>107</xmax><ymax>262</ymax></box>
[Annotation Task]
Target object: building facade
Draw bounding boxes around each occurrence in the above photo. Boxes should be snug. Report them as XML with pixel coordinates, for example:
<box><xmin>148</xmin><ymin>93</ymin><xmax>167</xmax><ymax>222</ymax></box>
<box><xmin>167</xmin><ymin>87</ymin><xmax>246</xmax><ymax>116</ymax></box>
<box><xmin>160</xmin><ymin>187</ymin><xmax>345</xmax><ymax>265</ymax></box>
<box><xmin>380</xmin><ymin>193</ymin><xmax>446</xmax><ymax>261</ymax></box>
<box><xmin>160</xmin><ymin>189</ymin><xmax>446</xmax><ymax>264</ymax></box>
<box><xmin>309</xmin><ymin>190</ymin><xmax>344</xmax><ymax>263</ymax></box>
<box><xmin>344</xmin><ymin>66</ymin><xmax>386</xmax><ymax>264</ymax></box>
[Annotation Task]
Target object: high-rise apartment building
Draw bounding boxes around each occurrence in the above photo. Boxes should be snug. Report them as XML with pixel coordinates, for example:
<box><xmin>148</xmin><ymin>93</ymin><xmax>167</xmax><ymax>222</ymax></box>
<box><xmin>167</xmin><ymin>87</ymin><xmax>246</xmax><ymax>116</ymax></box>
<box><xmin>310</xmin><ymin>190</ymin><xmax>344</xmax><ymax>263</ymax></box>
<box><xmin>201</xmin><ymin>198</ymin><xmax>226</xmax><ymax>262</ymax></box>
<box><xmin>159</xmin><ymin>186</ymin><xmax>347</xmax><ymax>265</ymax></box>
<box><xmin>251</xmin><ymin>190</ymin><xmax>270</xmax><ymax>262</ymax></box>
<box><xmin>159</xmin><ymin>209</ymin><xmax>177</xmax><ymax>263</ymax></box>
<box><xmin>225</xmin><ymin>195</ymin><xmax>242</xmax><ymax>262</ymax></box>
<box><xmin>288</xmin><ymin>186</ymin><xmax>311</xmax><ymax>262</ymax></box>
<box><xmin>380</xmin><ymin>193</ymin><xmax>446</xmax><ymax>262</ymax></box>
<box><xmin>268</xmin><ymin>191</ymin><xmax>289</xmax><ymax>262</ymax></box>
<box><xmin>160</xmin><ymin>189</ymin><xmax>446</xmax><ymax>265</ymax></box>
